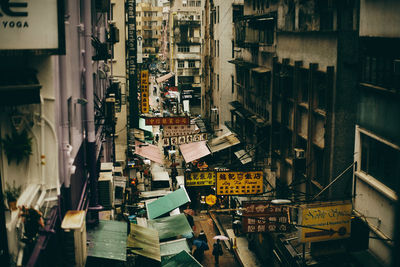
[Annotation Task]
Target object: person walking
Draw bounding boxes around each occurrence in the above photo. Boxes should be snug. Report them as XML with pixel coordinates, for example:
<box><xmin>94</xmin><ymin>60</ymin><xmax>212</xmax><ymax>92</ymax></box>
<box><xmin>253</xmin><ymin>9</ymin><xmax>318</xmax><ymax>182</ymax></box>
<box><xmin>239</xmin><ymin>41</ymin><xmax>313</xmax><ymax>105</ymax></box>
<box><xmin>212</xmin><ymin>239</ymin><xmax>223</xmax><ymax>266</ymax></box>
<box><xmin>192</xmin><ymin>237</ymin><xmax>208</xmax><ymax>263</ymax></box>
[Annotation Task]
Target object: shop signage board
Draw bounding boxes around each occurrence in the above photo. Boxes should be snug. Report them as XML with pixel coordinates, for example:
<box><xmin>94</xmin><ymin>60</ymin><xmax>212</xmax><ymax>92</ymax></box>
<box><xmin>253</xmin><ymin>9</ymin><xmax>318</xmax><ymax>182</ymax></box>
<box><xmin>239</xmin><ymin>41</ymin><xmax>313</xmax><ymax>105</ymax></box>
<box><xmin>0</xmin><ymin>0</ymin><xmax>65</xmax><ymax>54</ymax></box>
<box><xmin>242</xmin><ymin>201</ymin><xmax>289</xmax><ymax>233</ymax></box>
<box><xmin>140</xmin><ymin>70</ymin><xmax>149</xmax><ymax>113</ymax></box>
<box><xmin>162</xmin><ymin>133</ymin><xmax>207</xmax><ymax>146</ymax></box>
<box><xmin>298</xmin><ymin>201</ymin><xmax>352</xmax><ymax>243</ymax></box>
<box><xmin>185</xmin><ymin>171</ymin><xmax>215</xmax><ymax>187</ymax></box>
<box><xmin>206</xmin><ymin>194</ymin><xmax>217</xmax><ymax>206</ymax></box>
<box><xmin>216</xmin><ymin>171</ymin><xmax>263</xmax><ymax>195</ymax></box>
<box><xmin>163</xmin><ymin>124</ymin><xmax>200</xmax><ymax>137</ymax></box>
<box><xmin>145</xmin><ymin>117</ymin><xmax>190</xmax><ymax>126</ymax></box>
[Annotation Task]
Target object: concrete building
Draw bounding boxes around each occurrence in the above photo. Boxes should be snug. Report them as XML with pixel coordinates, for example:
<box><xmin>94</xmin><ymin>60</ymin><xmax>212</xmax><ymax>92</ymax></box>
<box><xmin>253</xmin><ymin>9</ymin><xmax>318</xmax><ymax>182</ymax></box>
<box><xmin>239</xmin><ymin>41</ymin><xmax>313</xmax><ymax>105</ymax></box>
<box><xmin>229</xmin><ymin>0</ymin><xmax>360</xmax><ymax>265</ymax></box>
<box><xmin>136</xmin><ymin>0</ymin><xmax>163</xmax><ymax>63</ymax></box>
<box><xmin>353</xmin><ymin>1</ymin><xmax>400</xmax><ymax>266</ymax></box>
<box><xmin>202</xmin><ymin>0</ymin><xmax>244</xmax><ymax>132</ymax></box>
<box><xmin>0</xmin><ymin>1</ymin><xmax>116</xmax><ymax>265</ymax></box>
<box><xmin>169</xmin><ymin>0</ymin><xmax>203</xmax><ymax>114</ymax></box>
<box><xmin>160</xmin><ymin>0</ymin><xmax>171</xmax><ymax>64</ymax></box>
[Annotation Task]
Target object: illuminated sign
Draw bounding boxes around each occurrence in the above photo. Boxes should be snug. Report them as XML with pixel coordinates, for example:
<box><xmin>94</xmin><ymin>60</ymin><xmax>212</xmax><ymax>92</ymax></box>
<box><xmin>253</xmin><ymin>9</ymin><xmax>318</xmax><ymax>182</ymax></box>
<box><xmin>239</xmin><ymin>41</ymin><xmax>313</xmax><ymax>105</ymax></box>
<box><xmin>216</xmin><ymin>171</ymin><xmax>263</xmax><ymax>195</ymax></box>
<box><xmin>0</xmin><ymin>0</ymin><xmax>64</xmax><ymax>53</ymax></box>
<box><xmin>298</xmin><ymin>201</ymin><xmax>352</xmax><ymax>243</ymax></box>
<box><xmin>242</xmin><ymin>201</ymin><xmax>289</xmax><ymax>233</ymax></box>
<box><xmin>140</xmin><ymin>70</ymin><xmax>149</xmax><ymax>113</ymax></box>
<box><xmin>145</xmin><ymin>116</ymin><xmax>190</xmax><ymax>126</ymax></box>
<box><xmin>185</xmin><ymin>171</ymin><xmax>215</xmax><ymax>187</ymax></box>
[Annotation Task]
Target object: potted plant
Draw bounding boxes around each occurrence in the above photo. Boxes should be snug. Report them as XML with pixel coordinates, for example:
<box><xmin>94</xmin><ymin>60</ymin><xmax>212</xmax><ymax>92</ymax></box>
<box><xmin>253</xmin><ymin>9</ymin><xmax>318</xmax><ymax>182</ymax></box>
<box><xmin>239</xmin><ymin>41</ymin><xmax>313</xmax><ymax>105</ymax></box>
<box><xmin>1</xmin><ymin>129</ymin><xmax>32</xmax><ymax>165</ymax></box>
<box><xmin>5</xmin><ymin>181</ymin><xmax>22</xmax><ymax>210</ymax></box>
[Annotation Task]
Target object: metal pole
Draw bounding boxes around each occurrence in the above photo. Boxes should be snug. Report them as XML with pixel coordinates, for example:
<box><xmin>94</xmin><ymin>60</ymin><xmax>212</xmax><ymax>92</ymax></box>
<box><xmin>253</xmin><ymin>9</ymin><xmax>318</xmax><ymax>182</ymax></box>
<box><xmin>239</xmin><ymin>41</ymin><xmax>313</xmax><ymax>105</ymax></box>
<box><xmin>83</xmin><ymin>0</ymin><xmax>99</xmax><ymax>218</ymax></box>
<box><xmin>311</xmin><ymin>162</ymin><xmax>355</xmax><ymax>200</ymax></box>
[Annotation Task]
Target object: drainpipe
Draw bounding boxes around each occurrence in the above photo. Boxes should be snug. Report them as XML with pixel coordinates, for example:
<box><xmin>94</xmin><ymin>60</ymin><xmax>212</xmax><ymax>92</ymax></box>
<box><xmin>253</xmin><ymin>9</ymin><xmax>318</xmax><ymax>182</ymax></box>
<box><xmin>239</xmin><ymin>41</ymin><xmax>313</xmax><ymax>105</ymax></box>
<box><xmin>83</xmin><ymin>0</ymin><xmax>99</xmax><ymax>222</ymax></box>
<box><xmin>40</xmin><ymin>96</ymin><xmax>45</xmax><ymax>186</ymax></box>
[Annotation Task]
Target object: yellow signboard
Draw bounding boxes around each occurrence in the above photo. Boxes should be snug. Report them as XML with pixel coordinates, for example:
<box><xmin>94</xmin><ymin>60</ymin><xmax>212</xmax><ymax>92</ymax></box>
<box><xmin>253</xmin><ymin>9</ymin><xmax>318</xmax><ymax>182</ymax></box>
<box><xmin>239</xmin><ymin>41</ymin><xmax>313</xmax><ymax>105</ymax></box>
<box><xmin>206</xmin><ymin>194</ymin><xmax>217</xmax><ymax>206</ymax></box>
<box><xmin>216</xmin><ymin>171</ymin><xmax>263</xmax><ymax>195</ymax></box>
<box><xmin>140</xmin><ymin>70</ymin><xmax>149</xmax><ymax>113</ymax></box>
<box><xmin>299</xmin><ymin>201</ymin><xmax>352</xmax><ymax>243</ymax></box>
<box><xmin>185</xmin><ymin>171</ymin><xmax>215</xmax><ymax>187</ymax></box>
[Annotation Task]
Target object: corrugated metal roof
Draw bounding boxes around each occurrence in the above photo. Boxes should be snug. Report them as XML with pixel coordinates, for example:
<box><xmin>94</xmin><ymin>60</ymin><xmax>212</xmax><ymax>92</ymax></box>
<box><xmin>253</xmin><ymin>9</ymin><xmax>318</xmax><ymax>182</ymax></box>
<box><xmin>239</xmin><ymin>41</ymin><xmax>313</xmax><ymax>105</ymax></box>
<box><xmin>146</xmin><ymin>188</ymin><xmax>190</xmax><ymax>220</ymax></box>
<box><xmin>127</xmin><ymin>224</ymin><xmax>161</xmax><ymax>262</ymax></box>
<box><xmin>148</xmin><ymin>214</ymin><xmax>192</xmax><ymax>240</ymax></box>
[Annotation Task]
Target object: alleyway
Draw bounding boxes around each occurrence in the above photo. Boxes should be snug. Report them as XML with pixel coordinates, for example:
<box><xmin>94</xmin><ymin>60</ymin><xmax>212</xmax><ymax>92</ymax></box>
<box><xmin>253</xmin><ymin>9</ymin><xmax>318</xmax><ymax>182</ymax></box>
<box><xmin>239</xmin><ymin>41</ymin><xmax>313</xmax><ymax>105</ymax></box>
<box><xmin>192</xmin><ymin>213</ymin><xmax>241</xmax><ymax>267</ymax></box>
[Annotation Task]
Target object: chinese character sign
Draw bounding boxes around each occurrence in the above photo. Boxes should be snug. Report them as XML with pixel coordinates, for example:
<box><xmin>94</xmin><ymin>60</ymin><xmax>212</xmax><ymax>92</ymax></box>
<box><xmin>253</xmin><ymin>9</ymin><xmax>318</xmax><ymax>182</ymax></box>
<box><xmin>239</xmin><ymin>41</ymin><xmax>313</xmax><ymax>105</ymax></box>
<box><xmin>299</xmin><ymin>202</ymin><xmax>352</xmax><ymax>243</ymax></box>
<box><xmin>242</xmin><ymin>201</ymin><xmax>289</xmax><ymax>233</ymax></box>
<box><xmin>185</xmin><ymin>171</ymin><xmax>216</xmax><ymax>187</ymax></box>
<box><xmin>216</xmin><ymin>171</ymin><xmax>263</xmax><ymax>195</ymax></box>
<box><xmin>141</xmin><ymin>70</ymin><xmax>149</xmax><ymax>113</ymax></box>
<box><xmin>145</xmin><ymin>116</ymin><xmax>190</xmax><ymax>126</ymax></box>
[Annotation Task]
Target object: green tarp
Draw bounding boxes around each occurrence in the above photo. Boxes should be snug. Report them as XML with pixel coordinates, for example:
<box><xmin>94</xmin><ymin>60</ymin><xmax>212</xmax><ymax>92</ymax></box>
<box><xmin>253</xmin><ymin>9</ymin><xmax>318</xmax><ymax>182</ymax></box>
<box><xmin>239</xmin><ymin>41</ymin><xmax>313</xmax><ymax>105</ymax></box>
<box><xmin>162</xmin><ymin>250</ymin><xmax>202</xmax><ymax>267</ymax></box>
<box><xmin>127</xmin><ymin>224</ymin><xmax>161</xmax><ymax>262</ymax></box>
<box><xmin>87</xmin><ymin>220</ymin><xmax>127</xmax><ymax>262</ymax></box>
<box><xmin>160</xmin><ymin>238</ymin><xmax>190</xmax><ymax>262</ymax></box>
<box><xmin>148</xmin><ymin>214</ymin><xmax>192</xmax><ymax>240</ymax></box>
<box><xmin>147</xmin><ymin>188</ymin><xmax>190</xmax><ymax>220</ymax></box>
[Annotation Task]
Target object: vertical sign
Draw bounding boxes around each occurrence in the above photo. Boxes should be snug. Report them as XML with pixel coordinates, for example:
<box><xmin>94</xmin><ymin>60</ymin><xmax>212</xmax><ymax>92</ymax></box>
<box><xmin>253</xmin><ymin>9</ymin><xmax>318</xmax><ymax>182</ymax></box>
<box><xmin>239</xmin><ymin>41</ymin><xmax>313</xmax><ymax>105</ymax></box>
<box><xmin>141</xmin><ymin>70</ymin><xmax>149</xmax><ymax>113</ymax></box>
<box><xmin>127</xmin><ymin>0</ymin><xmax>138</xmax><ymax>128</ymax></box>
<box><xmin>137</xmin><ymin>36</ymin><xmax>143</xmax><ymax>64</ymax></box>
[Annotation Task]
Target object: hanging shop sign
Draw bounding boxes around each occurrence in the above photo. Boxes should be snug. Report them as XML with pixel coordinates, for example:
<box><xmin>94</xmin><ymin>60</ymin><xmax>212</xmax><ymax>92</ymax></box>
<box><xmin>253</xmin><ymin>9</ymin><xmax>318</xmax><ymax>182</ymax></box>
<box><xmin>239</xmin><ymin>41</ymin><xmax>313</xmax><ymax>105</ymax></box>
<box><xmin>185</xmin><ymin>171</ymin><xmax>216</xmax><ymax>187</ymax></box>
<box><xmin>162</xmin><ymin>133</ymin><xmax>207</xmax><ymax>146</ymax></box>
<box><xmin>216</xmin><ymin>171</ymin><xmax>263</xmax><ymax>196</ymax></box>
<box><xmin>0</xmin><ymin>0</ymin><xmax>65</xmax><ymax>54</ymax></box>
<box><xmin>140</xmin><ymin>70</ymin><xmax>149</xmax><ymax>113</ymax></box>
<box><xmin>206</xmin><ymin>194</ymin><xmax>217</xmax><ymax>206</ymax></box>
<box><xmin>145</xmin><ymin>116</ymin><xmax>190</xmax><ymax>126</ymax></box>
<box><xmin>242</xmin><ymin>201</ymin><xmax>289</xmax><ymax>233</ymax></box>
<box><xmin>298</xmin><ymin>201</ymin><xmax>352</xmax><ymax>243</ymax></box>
<box><xmin>163</xmin><ymin>124</ymin><xmax>200</xmax><ymax>137</ymax></box>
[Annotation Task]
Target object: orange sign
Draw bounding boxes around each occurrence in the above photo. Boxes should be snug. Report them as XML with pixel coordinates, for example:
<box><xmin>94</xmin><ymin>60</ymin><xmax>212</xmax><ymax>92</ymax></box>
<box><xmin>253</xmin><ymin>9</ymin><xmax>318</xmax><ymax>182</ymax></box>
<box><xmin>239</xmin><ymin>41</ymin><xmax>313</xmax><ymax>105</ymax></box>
<box><xmin>141</xmin><ymin>70</ymin><xmax>149</xmax><ymax>113</ymax></box>
<box><xmin>145</xmin><ymin>116</ymin><xmax>190</xmax><ymax>125</ymax></box>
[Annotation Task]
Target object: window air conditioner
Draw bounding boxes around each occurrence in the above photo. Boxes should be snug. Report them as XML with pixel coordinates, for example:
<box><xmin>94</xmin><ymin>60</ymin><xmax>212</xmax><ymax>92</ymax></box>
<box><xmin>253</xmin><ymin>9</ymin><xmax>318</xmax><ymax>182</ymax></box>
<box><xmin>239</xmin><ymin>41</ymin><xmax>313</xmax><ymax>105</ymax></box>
<box><xmin>294</xmin><ymin>148</ymin><xmax>305</xmax><ymax>159</ymax></box>
<box><xmin>98</xmin><ymin>171</ymin><xmax>114</xmax><ymax>209</ymax></box>
<box><xmin>61</xmin><ymin>211</ymin><xmax>87</xmax><ymax>267</ymax></box>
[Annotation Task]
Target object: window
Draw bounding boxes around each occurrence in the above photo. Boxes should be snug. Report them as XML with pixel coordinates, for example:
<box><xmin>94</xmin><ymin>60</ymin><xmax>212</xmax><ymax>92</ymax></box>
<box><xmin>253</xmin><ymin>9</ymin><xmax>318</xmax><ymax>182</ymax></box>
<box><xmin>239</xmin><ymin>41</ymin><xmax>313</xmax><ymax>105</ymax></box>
<box><xmin>299</xmin><ymin>68</ymin><xmax>309</xmax><ymax>104</ymax></box>
<box><xmin>67</xmin><ymin>97</ymin><xmax>72</xmax><ymax>144</ymax></box>
<box><xmin>217</xmin><ymin>74</ymin><xmax>219</xmax><ymax>91</ymax></box>
<box><xmin>178</xmin><ymin>60</ymin><xmax>184</xmax><ymax>68</ymax></box>
<box><xmin>232</xmin><ymin>40</ymin><xmax>234</xmax><ymax>58</ymax></box>
<box><xmin>231</xmin><ymin>75</ymin><xmax>234</xmax><ymax>93</ymax></box>
<box><xmin>217</xmin><ymin>40</ymin><xmax>219</xmax><ymax>57</ymax></box>
<box><xmin>312</xmin><ymin>146</ymin><xmax>325</xmax><ymax>186</ymax></box>
<box><xmin>189</xmin><ymin>61</ymin><xmax>195</xmax><ymax>68</ymax></box>
<box><xmin>217</xmin><ymin>6</ymin><xmax>219</xmax><ymax>23</ymax></box>
<box><xmin>313</xmin><ymin>71</ymin><xmax>327</xmax><ymax>110</ymax></box>
<box><xmin>361</xmin><ymin>133</ymin><xmax>400</xmax><ymax>191</ymax></box>
<box><xmin>178</xmin><ymin>46</ymin><xmax>190</xmax><ymax>53</ymax></box>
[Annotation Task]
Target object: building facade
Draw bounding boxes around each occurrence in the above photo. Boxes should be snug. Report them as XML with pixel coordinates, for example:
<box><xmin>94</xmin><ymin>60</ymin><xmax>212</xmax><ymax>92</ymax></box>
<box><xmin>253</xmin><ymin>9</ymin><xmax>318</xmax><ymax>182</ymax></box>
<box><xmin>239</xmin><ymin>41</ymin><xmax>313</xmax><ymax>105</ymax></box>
<box><xmin>170</xmin><ymin>0</ymin><xmax>203</xmax><ymax>114</ymax></box>
<box><xmin>353</xmin><ymin>0</ymin><xmax>400</xmax><ymax>266</ymax></box>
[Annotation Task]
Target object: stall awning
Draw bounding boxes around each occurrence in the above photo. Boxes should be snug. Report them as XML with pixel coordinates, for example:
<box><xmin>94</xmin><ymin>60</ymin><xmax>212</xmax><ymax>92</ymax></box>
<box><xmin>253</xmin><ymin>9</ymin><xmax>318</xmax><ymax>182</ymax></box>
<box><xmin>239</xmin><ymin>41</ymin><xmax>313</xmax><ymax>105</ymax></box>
<box><xmin>0</xmin><ymin>69</ymin><xmax>42</xmax><ymax>106</ymax></box>
<box><xmin>146</xmin><ymin>188</ymin><xmax>190</xmax><ymax>220</ymax></box>
<box><xmin>156</xmin><ymin>72</ymin><xmax>175</xmax><ymax>83</ymax></box>
<box><xmin>151</xmin><ymin>171</ymin><xmax>170</xmax><ymax>181</ymax></box>
<box><xmin>162</xmin><ymin>250</ymin><xmax>202</xmax><ymax>267</ymax></box>
<box><xmin>134</xmin><ymin>140</ymin><xmax>163</xmax><ymax>164</ymax></box>
<box><xmin>179</xmin><ymin>141</ymin><xmax>211</xmax><ymax>163</ymax></box>
<box><xmin>87</xmin><ymin>220</ymin><xmax>127</xmax><ymax>262</ymax></box>
<box><xmin>139</xmin><ymin>118</ymin><xmax>154</xmax><ymax>134</ymax></box>
<box><xmin>148</xmin><ymin>214</ymin><xmax>192</xmax><ymax>240</ymax></box>
<box><xmin>208</xmin><ymin>133</ymin><xmax>241</xmax><ymax>153</ymax></box>
<box><xmin>127</xmin><ymin>224</ymin><xmax>161</xmax><ymax>262</ymax></box>
<box><xmin>234</xmin><ymin>149</ymin><xmax>253</xmax><ymax>165</ymax></box>
<box><xmin>160</xmin><ymin>238</ymin><xmax>190</xmax><ymax>260</ymax></box>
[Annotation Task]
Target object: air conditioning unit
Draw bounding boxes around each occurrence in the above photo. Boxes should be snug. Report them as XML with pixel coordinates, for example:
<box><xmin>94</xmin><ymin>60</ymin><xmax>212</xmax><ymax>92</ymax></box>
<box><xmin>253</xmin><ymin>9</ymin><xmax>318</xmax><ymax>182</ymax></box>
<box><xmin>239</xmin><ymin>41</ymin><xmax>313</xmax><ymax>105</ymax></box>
<box><xmin>294</xmin><ymin>148</ymin><xmax>305</xmax><ymax>159</ymax></box>
<box><xmin>61</xmin><ymin>211</ymin><xmax>87</xmax><ymax>267</ymax></box>
<box><xmin>98</xmin><ymin>171</ymin><xmax>114</xmax><ymax>209</ymax></box>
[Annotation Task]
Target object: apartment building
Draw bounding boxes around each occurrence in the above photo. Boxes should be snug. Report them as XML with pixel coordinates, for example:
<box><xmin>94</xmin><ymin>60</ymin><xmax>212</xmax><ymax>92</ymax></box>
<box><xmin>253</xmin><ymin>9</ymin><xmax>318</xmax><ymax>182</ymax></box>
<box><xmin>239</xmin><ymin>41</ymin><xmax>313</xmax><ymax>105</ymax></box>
<box><xmin>170</xmin><ymin>0</ymin><xmax>203</xmax><ymax>113</ymax></box>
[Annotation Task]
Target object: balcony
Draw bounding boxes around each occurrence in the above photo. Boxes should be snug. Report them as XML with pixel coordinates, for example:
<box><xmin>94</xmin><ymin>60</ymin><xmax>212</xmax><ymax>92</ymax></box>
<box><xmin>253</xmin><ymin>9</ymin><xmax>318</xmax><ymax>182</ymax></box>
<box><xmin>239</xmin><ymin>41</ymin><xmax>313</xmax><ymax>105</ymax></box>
<box><xmin>177</xmin><ymin>68</ymin><xmax>200</xmax><ymax>76</ymax></box>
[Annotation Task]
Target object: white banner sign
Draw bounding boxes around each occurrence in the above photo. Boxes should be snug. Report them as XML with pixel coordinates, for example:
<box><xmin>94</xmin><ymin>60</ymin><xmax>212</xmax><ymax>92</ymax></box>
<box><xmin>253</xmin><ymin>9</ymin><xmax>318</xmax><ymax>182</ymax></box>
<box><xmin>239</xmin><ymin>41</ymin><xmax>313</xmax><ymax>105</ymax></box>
<box><xmin>0</xmin><ymin>0</ymin><xmax>61</xmax><ymax>50</ymax></box>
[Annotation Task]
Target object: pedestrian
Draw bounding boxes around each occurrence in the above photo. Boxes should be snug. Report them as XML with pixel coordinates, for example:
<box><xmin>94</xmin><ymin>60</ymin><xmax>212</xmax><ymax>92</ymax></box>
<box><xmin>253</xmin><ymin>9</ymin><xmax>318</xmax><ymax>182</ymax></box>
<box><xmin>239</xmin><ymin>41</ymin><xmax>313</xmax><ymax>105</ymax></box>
<box><xmin>233</xmin><ymin>219</ymin><xmax>242</xmax><ymax>236</ymax></box>
<box><xmin>198</xmin><ymin>230</ymin><xmax>208</xmax><ymax>243</ymax></box>
<box><xmin>192</xmin><ymin>238</ymin><xmax>208</xmax><ymax>263</ymax></box>
<box><xmin>212</xmin><ymin>239</ymin><xmax>223</xmax><ymax>265</ymax></box>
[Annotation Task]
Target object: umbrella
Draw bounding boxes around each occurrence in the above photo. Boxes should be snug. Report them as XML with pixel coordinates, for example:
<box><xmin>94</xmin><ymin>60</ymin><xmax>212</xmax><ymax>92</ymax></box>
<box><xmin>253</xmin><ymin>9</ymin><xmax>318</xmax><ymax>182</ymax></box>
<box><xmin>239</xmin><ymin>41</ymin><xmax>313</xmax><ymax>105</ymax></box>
<box><xmin>213</xmin><ymin>235</ymin><xmax>229</xmax><ymax>241</ymax></box>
